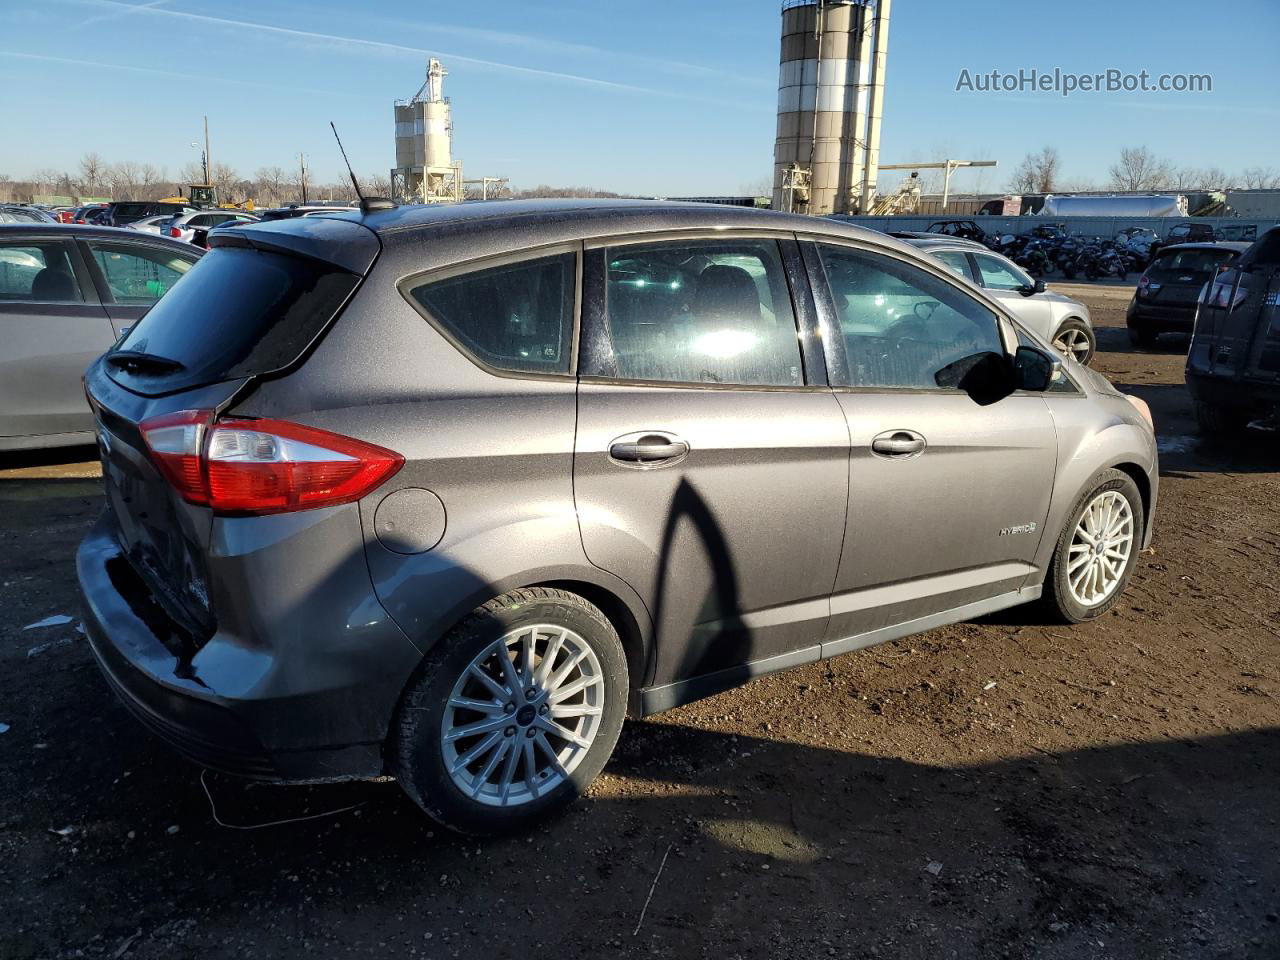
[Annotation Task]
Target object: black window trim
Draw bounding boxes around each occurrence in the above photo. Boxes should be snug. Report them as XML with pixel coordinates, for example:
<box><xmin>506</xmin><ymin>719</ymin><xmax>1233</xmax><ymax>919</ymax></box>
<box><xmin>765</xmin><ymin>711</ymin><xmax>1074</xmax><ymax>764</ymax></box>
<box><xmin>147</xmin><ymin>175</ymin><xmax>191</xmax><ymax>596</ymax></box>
<box><xmin>396</xmin><ymin>240</ymin><xmax>583</xmax><ymax>383</ymax></box>
<box><xmin>75</xmin><ymin>237</ymin><xmax>199</xmax><ymax>306</ymax></box>
<box><xmin>578</xmin><ymin>231</ymin><xmax>825</xmax><ymax>392</ymax></box>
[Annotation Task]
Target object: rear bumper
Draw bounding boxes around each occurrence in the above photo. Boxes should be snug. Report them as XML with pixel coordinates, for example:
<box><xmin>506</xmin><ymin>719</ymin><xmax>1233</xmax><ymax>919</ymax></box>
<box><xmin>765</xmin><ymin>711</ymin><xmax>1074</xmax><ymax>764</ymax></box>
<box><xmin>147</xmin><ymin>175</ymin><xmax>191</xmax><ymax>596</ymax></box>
<box><xmin>1185</xmin><ymin>372</ymin><xmax>1280</xmax><ymax>411</ymax></box>
<box><xmin>77</xmin><ymin>510</ymin><xmax>421</xmax><ymax>782</ymax></box>
<box><xmin>1126</xmin><ymin>298</ymin><xmax>1196</xmax><ymax>332</ymax></box>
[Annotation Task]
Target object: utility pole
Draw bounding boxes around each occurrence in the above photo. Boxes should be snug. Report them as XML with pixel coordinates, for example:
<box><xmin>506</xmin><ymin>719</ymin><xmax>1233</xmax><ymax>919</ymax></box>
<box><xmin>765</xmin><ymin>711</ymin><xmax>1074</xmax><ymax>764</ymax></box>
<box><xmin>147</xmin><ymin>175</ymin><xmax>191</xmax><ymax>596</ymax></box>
<box><xmin>299</xmin><ymin>154</ymin><xmax>308</xmax><ymax>204</ymax></box>
<box><xmin>203</xmin><ymin>115</ymin><xmax>211</xmax><ymax>185</ymax></box>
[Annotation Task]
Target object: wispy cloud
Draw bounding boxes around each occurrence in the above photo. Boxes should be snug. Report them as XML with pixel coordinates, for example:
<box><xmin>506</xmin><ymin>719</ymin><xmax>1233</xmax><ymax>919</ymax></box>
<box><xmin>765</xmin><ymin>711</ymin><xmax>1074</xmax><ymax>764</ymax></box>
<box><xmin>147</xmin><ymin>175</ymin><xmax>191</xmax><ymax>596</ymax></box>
<box><xmin>60</xmin><ymin>0</ymin><xmax>666</xmax><ymax>95</ymax></box>
<box><xmin>0</xmin><ymin>49</ymin><xmax>368</xmax><ymax>99</ymax></box>
<box><xmin>80</xmin><ymin>0</ymin><xmax>168</xmax><ymax>28</ymax></box>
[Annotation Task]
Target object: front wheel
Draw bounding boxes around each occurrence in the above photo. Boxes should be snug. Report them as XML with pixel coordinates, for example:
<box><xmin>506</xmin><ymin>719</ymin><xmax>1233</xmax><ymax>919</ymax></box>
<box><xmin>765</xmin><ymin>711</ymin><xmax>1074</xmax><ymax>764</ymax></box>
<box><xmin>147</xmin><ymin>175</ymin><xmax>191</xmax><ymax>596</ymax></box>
<box><xmin>1128</xmin><ymin>324</ymin><xmax>1158</xmax><ymax>349</ymax></box>
<box><xmin>1041</xmin><ymin>469</ymin><xmax>1143</xmax><ymax>623</ymax></box>
<box><xmin>1194</xmin><ymin>400</ymin><xmax>1251</xmax><ymax>444</ymax></box>
<box><xmin>392</xmin><ymin>587</ymin><xmax>628</xmax><ymax>835</ymax></box>
<box><xmin>1052</xmin><ymin>319</ymin><xmax>1096</xmax><ymax>366</ymax></box>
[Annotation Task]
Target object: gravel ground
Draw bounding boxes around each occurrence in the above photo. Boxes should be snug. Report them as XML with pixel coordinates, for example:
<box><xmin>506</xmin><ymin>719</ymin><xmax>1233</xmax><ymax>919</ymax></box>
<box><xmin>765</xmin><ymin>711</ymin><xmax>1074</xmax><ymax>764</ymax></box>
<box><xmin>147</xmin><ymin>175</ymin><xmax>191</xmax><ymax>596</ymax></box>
<box><xmin>1</xmin><ymin>281</ymin><xmax>1277</xmax><ymax>960</ymax></box>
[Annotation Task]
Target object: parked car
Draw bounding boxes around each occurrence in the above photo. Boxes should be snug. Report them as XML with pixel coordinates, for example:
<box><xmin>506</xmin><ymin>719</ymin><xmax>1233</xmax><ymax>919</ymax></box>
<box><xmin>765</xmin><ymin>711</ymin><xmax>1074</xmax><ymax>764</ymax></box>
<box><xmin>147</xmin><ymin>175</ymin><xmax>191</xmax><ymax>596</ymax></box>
<box><xmin>106</xmin><ymin>201</ymin><xmax>192</xmax><ymax>228</ymax></box>
<box><xmin>83</xmin><ymin>208</ymin><xmax>112</xmax><ymax>225</ymax></box>
<box><xmin>0</xmin><ymin>205</ymin><xmax>58</xmax><ymax>224</ymax></box>
<box><xmin>71</xmin><ymin>204</ymin><xmax>107</xmax><ymax>224</ymax></box>
<box><xmin>0</xmin><ymin>224</ymin><xmax>201</xmax><ymax>450</ymax></box>
<box><xmin>127</xmin><ymin>213</ymin><xmax>192</xmax><ymax>235</ymax></box>
<box><xmin>163</xmin><ymin>209</ymin><xmax>258</xmax><ymax>244</ymax></box>
<box><xmin>1186</xmin><ymin>226</ymin><xmax>1280</xmax><ymax>437</ymax></box>
<box><xmin>78</xmin><ymin>200</ymin><xmax>1157</xmax><ymax>834</ymax></box>
<box><xmin>190</xmin><ymin>214</ymin><xmax>260</xmax><ymax>248</ymax></box>
<box><xmin>1126</xmin><ymin>242</ymin><xmax>1249</xmax><ymax>348</ymax></box>
<box><xmin>908</xmin><ymin>237</ymin><xmax>1097</xmax><ymax>364</ymax></box>
<box><xmin>926</xmin><ymin>219</ymin><xmax>988</xmax><ymax>244</ymax></box>
<box><xmin>255</xmin><ymin>204</ymin><xmax>358</xmax><ymax>221</ymax></box>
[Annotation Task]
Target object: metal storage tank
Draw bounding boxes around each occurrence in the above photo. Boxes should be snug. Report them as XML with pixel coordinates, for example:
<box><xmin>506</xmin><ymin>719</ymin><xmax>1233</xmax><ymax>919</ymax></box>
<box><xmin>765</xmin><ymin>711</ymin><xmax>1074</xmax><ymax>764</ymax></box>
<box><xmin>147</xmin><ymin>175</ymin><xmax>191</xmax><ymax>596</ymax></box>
<box><xmin>773</xmin><ymin>0</ymin><xmax>891</xmax><ymax>215</ymax></box>
<box><xmin>391</xmin><ymin>58</ymin><xmax>462</xmax><ymax>203</ymax></box>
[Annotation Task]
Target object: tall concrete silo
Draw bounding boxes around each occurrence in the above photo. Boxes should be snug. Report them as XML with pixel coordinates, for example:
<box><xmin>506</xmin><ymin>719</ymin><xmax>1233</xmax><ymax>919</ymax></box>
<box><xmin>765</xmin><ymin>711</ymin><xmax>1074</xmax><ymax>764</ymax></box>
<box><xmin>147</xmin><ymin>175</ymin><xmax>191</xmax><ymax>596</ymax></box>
<box><xmin>391</xmin><ymin>58</ymin><xmax>462</xmax><ymax>203</ymax></box>
<box><xmin>772</xmin><ymin>0</ymin><xmax>891</xmax><ymax>216</ymax></box>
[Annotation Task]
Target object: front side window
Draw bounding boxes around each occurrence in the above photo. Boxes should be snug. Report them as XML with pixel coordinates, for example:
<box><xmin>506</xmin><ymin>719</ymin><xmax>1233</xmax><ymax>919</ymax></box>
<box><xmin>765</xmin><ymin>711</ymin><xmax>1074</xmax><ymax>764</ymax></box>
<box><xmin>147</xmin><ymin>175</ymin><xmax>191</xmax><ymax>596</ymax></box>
<box><xmin>406</xmin><ymin>251</ymin><xmax>576</xmax><ymax>375</ymax></box>
<box><xmin>974</xmin><ymin>253</ymin><xmax>1031</xmax><ymax>291</ymax></box>
<box><xmin>600</xmin><ymin>239</ymin><xmax>802</xmax><ymax>387</ymax></box>
<box><xmin>0</xmin><ymin>240</ymin><xmax>83</xmax><ymax>302</ymax></box>
<box><xmin>88</xmin><ymin>241</ymin><xmax>194</xmax><ymax>304</ymax></box>
<box><xmin>819</xmin><ymin>244</ymin><xmax>1004</xmax><ymax>389</ymax></box>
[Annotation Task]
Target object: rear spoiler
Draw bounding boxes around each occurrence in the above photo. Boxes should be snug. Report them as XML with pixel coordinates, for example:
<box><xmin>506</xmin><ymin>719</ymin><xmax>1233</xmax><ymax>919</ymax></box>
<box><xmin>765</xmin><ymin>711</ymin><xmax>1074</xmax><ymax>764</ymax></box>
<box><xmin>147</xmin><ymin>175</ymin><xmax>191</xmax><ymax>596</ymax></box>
<box><xmin>210</xmin><ymin>216</ymin><xmax>381</xmax><ymax>276</ymax></box>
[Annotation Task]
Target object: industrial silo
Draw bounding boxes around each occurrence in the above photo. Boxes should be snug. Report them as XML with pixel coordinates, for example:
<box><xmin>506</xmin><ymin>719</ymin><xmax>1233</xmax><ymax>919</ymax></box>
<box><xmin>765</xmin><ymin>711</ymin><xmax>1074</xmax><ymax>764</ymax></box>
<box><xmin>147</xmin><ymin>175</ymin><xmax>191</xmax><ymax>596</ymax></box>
<box><xmin>391</xmin><ymin>58</ymin><xmax>462</xmax><ymax>203</ymax></box>
<box><xmin>773</xmin><ymin>0</ymin><xmax>891</xmax><ymax>215</ymax></box>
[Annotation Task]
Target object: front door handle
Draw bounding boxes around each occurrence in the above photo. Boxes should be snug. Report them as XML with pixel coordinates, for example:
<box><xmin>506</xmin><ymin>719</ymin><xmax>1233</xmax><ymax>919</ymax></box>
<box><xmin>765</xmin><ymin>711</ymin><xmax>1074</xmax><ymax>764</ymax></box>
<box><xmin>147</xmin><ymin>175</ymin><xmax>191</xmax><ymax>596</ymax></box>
<box><xmin>609</xmin><ymin>433</ymin><xmax>689</xmax><ymax>465</ymax></box>
<box><xmin>871</xmin><ymin>430</ymin><xmax>926</xmax><ymax>458</ymax></box>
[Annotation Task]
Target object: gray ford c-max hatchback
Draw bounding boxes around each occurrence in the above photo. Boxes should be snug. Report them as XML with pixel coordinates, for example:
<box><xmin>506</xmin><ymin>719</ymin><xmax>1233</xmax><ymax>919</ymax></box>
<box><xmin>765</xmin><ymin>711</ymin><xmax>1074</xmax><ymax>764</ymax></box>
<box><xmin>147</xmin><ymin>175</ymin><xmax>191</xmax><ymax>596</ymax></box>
<box><xmin>78</xmin><ymin>200</ymin><xmax>1158</xmax><ymax>834</ymax></box>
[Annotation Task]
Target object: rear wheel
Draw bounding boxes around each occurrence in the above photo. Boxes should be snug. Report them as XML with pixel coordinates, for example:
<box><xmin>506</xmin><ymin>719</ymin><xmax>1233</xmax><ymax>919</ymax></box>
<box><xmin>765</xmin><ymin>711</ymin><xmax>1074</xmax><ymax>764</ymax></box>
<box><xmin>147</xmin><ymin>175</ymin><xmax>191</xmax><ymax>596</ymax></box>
<box><xmin>1194</xmin><ymin>400</ymin><xmax>1251</xmax><ymax>444</ymax></box>
<box><xmin>1128</xmin><ymin>324</ymin><xmax>1158</xmax><ymax>349</ymax></box>
<box><xmin>392</xmin><ymin>587</ymin><xmax>628</xmax><ymax>835</ymax></box>
<box><xmin>1052</xmin><ymin>319</ymin><xmax>1096</xmax><ymax>365</ymax></box>
<box><xmin>1041</xmin><ymin>469</ymin><xmax>1143</xmax><ymax>623</ymax></box>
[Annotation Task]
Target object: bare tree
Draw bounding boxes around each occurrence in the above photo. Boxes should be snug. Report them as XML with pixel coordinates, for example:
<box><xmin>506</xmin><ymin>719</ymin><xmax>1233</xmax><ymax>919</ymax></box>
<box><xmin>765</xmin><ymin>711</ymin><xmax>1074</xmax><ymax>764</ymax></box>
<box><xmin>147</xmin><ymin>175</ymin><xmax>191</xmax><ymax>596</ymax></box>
<box><xmin>78</xmin><ymin>152</ymin><xmax>105</xmax><ymax>194</ymax></box>
<box><xmin>108</xmin><ymin>161</ymin><xmax>143</xmax><ymax>200</ymax></box>
<box><xmin>1108</xmin><ymin>146</ymin><xmax>1172</xmax><ymax>191</ymax></box>
<box><xmin>1239</xmin><ymin>167</ymin><xmax>1280</xmax><ymax>190</ymax></box>
<box><xmin>1007</xmin><ymin>147</ymin><xmax>1059</xmax><ymax>193</ymax></box>
<box><xmin>254</xmin><ymin>166</ymin><xmax>287</xmax><ymax>206</ymax></box>
<box><xmin>209</xmin><ymin>161</ymin><xmax>239</xmax><ymax>201</ymax></box>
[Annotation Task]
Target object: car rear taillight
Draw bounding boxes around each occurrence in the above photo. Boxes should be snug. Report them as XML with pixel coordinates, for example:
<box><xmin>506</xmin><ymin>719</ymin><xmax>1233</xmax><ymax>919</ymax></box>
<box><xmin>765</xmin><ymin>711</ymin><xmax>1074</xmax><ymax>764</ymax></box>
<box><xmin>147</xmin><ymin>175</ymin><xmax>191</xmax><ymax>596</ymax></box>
<box><xmin>140</xmin><ymin>411</ymin><xmax>402</xmax><ymax>515</ymax></box>
<box><xmin>169</xmin><ymin>227</ymin><xmax>182</xmax><ymax>238</ymax></box>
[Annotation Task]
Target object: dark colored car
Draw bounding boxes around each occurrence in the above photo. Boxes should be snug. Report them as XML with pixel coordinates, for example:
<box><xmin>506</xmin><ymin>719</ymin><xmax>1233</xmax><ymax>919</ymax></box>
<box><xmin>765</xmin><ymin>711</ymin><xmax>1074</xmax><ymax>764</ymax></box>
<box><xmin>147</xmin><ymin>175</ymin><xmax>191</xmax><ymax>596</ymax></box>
<box><xmin>1127</xmin><ymin>242</ymin><xmax>1249</xmax><ymax>347</ymax></box>
<box><xmin>0</xmin><ymin>224</ymin><xmax>201</xmax><ymax>450</ymax></box>
<box><xmin>77</xmin><ymin>200</ymin><xmax>1157</xmax><ymax>834</ymax></box>
<box><xmin>1186</xmin><ymin>227</ymin><xmax>1280</xmax><ymax>436</ymax></box>
<box><xmin>255</xmin><ymin>204</ymin><xmax>357</xmax><ymax>222</ymax></box>
<box><xmin>106</xmin><ymin>201</ymin><xmax>193</xmax><ymax>227</ymax></box>
<box><xmin>926</xmin><ymin>219</ymin><xmax>988</xmax><ymax>243</ymax></box>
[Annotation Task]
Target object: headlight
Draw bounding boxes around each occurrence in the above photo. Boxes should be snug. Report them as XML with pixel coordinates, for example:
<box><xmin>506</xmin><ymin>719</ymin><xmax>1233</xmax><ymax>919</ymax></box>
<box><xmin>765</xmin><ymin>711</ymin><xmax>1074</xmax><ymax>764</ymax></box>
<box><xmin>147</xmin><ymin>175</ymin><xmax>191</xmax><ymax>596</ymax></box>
<box><xmin>1125</xmin><ymin>394</ymin><xmax>1154</xmax><ymax>429</ymax></box>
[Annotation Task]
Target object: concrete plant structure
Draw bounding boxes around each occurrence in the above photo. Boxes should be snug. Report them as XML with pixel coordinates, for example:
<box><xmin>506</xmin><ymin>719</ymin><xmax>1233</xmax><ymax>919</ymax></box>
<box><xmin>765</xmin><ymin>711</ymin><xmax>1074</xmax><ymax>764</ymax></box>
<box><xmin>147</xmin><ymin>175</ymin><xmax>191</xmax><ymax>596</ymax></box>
<box><xmin>391</xmin><ymin>58</ymin><xmax>463</xmax><ymax>204</ymax></box>
<box><xmin>773</xmin><ymin>0</ymin><xmax>891</xmax><ymax>216</ymax></box>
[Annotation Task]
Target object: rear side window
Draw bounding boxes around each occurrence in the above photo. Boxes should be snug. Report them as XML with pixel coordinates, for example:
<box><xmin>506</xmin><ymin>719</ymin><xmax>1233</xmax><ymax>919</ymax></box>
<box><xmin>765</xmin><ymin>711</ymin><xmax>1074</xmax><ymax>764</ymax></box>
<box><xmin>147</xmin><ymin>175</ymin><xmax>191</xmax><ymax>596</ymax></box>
<box><xmin>86</xmin><ymin>241</ymin><xmax>194</xmax><ymax>304</ymax></box>
<box><xmin>110</xmin><ymin>247</ymin><xmax>359</xmax><ymax>395</ymax></box>
<box><xmin>406</xmin><ymin>252</ymin><xmax>576</xmax><ymax>375</ymax></box>
<box><xmin>973</xmin><ymin>253</ymin><xmax>1030</xmax><ymax>291</ymax></box>
<box><xmin>600</xmin><ymin>239</ymin><xmax>803</xmax><ymax>387</ymax></box>
<box><xmin>932</xmin><ymin>250</ymin><xmax>973</xmax><ymax>280</ymax></box>
<box><xmin>0</xmin><ymin>240</ymin><xmax>83</xmax><ymax>302</ymax></box>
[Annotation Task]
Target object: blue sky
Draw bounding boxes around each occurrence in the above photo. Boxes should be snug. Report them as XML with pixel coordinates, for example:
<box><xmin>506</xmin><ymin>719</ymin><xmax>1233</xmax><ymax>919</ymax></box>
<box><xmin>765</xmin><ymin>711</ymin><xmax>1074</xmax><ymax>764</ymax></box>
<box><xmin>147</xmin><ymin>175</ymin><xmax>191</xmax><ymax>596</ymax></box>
<box><xmin>1</xmin><ymin>0</ymin><xmax>1277</xmax><ymax>195</ymax></box>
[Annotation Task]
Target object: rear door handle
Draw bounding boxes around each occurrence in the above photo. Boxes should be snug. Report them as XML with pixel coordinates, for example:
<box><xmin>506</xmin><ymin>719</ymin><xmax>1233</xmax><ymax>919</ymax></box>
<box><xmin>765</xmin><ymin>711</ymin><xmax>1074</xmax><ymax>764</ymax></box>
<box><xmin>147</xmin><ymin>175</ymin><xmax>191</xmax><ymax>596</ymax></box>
<box><xmin>871</xmin><ymin>430</ymin><xmax>926</xmax><ymax>458</ymax></box>
<box><xmin>609</xmin><ymin>433</ymin><xmax>689</xmax><ymax>465</ymax></box>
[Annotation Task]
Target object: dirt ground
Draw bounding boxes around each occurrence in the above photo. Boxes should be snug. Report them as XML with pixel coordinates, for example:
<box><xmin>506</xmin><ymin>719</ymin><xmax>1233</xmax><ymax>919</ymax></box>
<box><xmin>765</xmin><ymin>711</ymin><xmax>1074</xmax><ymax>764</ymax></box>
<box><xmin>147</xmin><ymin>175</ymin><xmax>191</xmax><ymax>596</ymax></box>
<box><xmin>1</xmin><ymin>282</ymin><xmax>1277</xmax><ymax>960</ymax></box>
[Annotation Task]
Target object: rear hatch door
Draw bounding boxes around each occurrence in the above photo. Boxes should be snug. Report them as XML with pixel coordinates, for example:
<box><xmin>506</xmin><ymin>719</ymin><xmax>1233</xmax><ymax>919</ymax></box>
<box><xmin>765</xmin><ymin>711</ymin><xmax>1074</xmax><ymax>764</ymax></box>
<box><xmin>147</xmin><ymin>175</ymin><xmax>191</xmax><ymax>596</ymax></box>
<box><xmin>1147</xmin><ymin>248</ymin><xmax>1237</xmax><ymax>306</ymax></box>
<box><xmin>85</xmin><ymin>216</ymin><xmax>380</xmax><ymax>641</ymax></box>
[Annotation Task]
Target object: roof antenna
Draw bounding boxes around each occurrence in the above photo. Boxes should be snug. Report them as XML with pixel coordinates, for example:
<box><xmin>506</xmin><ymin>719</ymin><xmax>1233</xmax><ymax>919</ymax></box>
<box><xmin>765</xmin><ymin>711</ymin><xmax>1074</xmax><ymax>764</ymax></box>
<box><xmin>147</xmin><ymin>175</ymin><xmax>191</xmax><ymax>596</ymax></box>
<box><xmin>330</xmin><ymin>121</ymin><xmax>395</xmax><ymax>214</ymax></box>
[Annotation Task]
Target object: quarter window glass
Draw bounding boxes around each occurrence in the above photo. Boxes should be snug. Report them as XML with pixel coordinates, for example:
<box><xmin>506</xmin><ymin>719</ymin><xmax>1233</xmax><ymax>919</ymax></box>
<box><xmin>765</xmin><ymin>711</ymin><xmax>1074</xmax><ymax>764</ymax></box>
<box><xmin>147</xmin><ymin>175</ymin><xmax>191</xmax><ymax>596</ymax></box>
<box><xmin>974</xmin><ymin>254</ymin><xmax>1030</xmax><ymax>291</ymax></box>
<box><xmin>88</xmin><ymin>242</ymin><xmax>193</xmax><ymax>304</ymax></box>
<box><xmin>932</xmin><ymin>250</ymin><xmax>972</xmax><ymax>280</ymax></box>
<box><xmin>602</xmin><ymin>240</ymin><xmax>802</xmax><ymax>386</ymax></box>
<box><xmin>0</xmin><ymin>241</ymin><xmax>83</xmax><ymax>302</ymax></box>
<box><xmin>407</xmin><ymin>252</ymin><xmax>575</xmax><ymax>375</ymax></box>
<box><xmin>819</xmin><ymin>245</ymin><xmax>1004</xmax><ymax>389</ymax></box>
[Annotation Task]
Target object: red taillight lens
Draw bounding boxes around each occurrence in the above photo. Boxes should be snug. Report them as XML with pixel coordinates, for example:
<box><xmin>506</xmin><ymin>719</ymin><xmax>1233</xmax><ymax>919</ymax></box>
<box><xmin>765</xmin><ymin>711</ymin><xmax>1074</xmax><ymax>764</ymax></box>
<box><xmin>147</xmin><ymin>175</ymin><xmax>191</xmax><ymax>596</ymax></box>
<box><xmin>140</xmin><ymin>410</ymin><xmax>211</xmax><ymax>505</ymax></box>
<box><xmin>139</xmin><ymin>411</ymin><xmax>403</xmax><ymax>515</ymax></box>
<box><xmin>169</xmin><ymin>227</ymin><xmax>182</xmax><ymax>237</ymax></box>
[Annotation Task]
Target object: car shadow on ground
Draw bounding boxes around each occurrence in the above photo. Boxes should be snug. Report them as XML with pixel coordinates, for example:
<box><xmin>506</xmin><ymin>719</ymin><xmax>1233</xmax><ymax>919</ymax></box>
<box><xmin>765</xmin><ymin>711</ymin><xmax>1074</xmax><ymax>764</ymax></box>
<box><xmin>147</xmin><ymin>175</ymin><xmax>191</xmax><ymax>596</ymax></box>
<box><xmin>1091</xmin><ymin>326</ymin><xmax>1192</xmax><ymax>358</ymax></box>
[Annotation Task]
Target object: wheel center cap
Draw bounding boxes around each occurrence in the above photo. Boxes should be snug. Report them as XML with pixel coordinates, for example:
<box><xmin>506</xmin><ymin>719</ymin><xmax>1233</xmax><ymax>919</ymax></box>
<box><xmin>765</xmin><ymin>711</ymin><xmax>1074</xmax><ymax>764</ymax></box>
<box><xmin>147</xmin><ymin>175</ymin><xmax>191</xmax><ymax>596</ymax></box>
<box><xmin>1094</xmin><ymin>540</ymin><xmax>1106</xmax><ymax>556</ymax></box>
<box><xmin>515</xmin><ymin>704</ymin><xmax>536</xmax><ymax>726</ymax></box>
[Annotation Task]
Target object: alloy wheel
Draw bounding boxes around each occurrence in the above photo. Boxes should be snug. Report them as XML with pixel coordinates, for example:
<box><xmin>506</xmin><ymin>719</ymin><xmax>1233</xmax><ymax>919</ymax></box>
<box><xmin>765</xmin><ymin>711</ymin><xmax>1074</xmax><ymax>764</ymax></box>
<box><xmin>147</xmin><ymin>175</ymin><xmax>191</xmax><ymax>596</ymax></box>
<box><xmin>1066</xmin><ymin>490</ymin><xmax>1134</xmax><ymax>606</ymax></box>
<box><xmin>440</xmin><ymin>624</ymin><xmax>605</xmax><ymax>807</ymax></box>
<box><xmin>1053</xmin><ymin>327</ymin><xmax>1092</xmax><ymax>363</ymax></box>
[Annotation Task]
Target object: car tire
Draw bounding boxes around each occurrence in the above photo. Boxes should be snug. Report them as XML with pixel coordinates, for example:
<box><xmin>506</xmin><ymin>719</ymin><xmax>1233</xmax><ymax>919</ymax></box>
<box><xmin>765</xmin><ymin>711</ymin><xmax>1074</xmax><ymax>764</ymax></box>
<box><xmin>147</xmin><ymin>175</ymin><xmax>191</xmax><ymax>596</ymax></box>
<box><xmin>392</xmin><ymin>587</ymin><xmax>628</xmax><ymax>836</ymax></box>
<box><xmin>1052</xmin><ymin>318</ymin><xmax>1096</xmax><ymax>366</ymax></box>
<box><xmin>1127</xmin><ymin>324</ymin><xmax>1158</xmax><ymax>349</ymax></box>
<box><xmin>1194</xmin><ymin>400</ymin><xmax>1251</xmax><ymax>444</ymax></box>
<box><xmin>1041</xmin><ymin>469</ymin><xmax>1144</xmax><ymax>624</ymax></box>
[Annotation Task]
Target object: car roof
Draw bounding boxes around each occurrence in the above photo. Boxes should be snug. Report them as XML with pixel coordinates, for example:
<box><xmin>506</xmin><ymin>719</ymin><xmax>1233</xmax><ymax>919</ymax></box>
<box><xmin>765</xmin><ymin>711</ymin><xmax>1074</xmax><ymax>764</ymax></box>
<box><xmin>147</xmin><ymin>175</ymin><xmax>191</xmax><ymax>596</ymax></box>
<box><xmin>0</xmin><ymin>223</ymin><xmax>203</xmax><ymax>251</ymax></box>
<box><xmin>226</xmin><ymin>198</ymin><xmax>922</xmax><ymax>274</ymax></box>
<box><xmin>903</xmin><ymin>236</ymin><xmax>987</xmax><ymax>250</ymax></box>
<box><xmin>1157</xmin><ymin>241</ymin><xmax>1250</xmax><ymax>254</ymax></box>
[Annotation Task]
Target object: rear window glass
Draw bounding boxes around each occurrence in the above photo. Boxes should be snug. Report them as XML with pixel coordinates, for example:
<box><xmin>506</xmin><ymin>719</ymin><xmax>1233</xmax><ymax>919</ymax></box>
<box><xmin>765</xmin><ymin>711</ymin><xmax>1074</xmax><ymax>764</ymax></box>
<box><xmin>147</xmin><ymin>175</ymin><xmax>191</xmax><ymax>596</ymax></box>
<box><xmin>1149</xmin><ymin>249</ymin><xmax>1235</xmax><ymax>279</ymax></box>
<box><xmin>405</xmin><ymin>252</ymin><xmax>575</xmax><ymax>375</ymax></box>
<box><xmin>109</xmin><ymin>247</ymin><xmax>358</xmax><ymax>395</ymax></box>
<box><xmin>0</xmin><ymin>240</ymin><xmax>83</xmax><ymax>302</ymax></box>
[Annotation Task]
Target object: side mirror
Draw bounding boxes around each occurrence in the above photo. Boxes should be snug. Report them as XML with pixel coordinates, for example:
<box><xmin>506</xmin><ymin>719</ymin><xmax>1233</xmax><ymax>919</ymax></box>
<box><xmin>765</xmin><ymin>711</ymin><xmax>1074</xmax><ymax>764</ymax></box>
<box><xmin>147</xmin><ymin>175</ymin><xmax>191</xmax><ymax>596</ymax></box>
<box><xmin>1020</xmin><ymin>279</ymin><xmax>1046</xmax><ymax>296</ymax></box>
<box><xmin>1014</xmin><ymin>345</ymin><xmax>1055</xmax><ymax>391</ymax></box>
